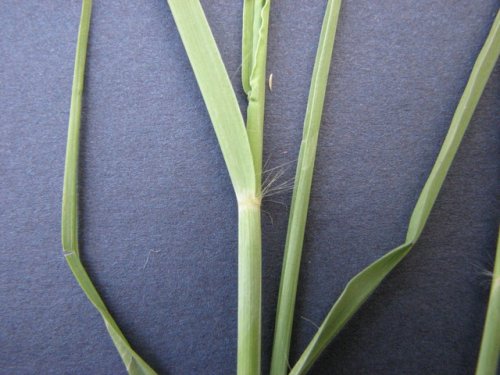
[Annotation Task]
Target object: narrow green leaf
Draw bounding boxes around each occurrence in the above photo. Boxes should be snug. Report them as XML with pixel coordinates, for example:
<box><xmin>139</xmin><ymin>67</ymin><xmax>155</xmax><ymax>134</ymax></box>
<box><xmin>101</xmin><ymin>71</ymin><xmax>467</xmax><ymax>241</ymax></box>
<box><xmin>62</xmin><ymin>1</ymin><xmax>156</xmax><ymax>374</ymax></box>
<box><xmin>167</xmin><ymin>0</ymin><xmax>256</xmax><ymax>198</ymax></box>
<box><xmin>476</xmin><ymin>227</ymin><xmax>500</xmax><ymax>375</ymax></box>
<box><xmin>269</xmin><ymin>1</ymin><xmax>342</xmax><ymax>375</ymax></box>
<box><xmin>406</xmin><ymin>10</ymin><xmax>500</xmax><ymax>242</ymax></box>
<box><xmin>290</xmin><ymin>10</ymin><xmax>500</xmax><ymax>375</ymax></box>
<box><xmin>244</xmin><ymin>0</ymin><xmax>271</xmax><ymax>191</ymax></box>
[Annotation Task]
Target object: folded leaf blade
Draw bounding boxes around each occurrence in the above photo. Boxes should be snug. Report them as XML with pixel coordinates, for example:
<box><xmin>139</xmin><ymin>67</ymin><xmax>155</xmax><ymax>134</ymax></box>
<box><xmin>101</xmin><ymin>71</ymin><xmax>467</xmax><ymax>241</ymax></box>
<box><xmin>62</xmin><ymin>2</ymin><xmax>157</xmax><ymax>374</ymax></box>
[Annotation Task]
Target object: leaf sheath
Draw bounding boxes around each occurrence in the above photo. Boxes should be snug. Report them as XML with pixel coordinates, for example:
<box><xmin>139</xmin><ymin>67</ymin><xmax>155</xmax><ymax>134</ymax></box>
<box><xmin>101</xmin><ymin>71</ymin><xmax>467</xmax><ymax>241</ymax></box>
<box><xmin>238</xmin><ymin>203</ymin><xmax>262</xmax><ymax>375</ymax></box>
<box><xmin>244</xmin><ymin>0</ymin><xmax>271</xmax><ymax>192</ymax></box>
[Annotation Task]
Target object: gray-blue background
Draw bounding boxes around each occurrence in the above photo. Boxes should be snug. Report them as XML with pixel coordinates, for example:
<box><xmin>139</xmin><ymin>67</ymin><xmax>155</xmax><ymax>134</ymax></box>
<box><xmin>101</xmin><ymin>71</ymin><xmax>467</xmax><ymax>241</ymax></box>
<box><xmin>1</xmin><ymin>1</ymin><xmax>499</xmax><ymax>374</ymax></box>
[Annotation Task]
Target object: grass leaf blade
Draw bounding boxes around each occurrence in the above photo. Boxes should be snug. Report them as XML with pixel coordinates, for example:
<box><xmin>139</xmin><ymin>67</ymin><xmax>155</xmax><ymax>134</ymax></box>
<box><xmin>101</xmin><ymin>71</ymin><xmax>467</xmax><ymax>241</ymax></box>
<box><xmin>167</xmin><ymin>0</ymin><xmax>256</xmax><ymax>197</ymax></box>
<box><xmin>406</xmin><ymin>10</ymin><xmax>500</xmax><ymax>242</ymax></box>
<box><xmin>269</xmin><ymin>1</ymin><xmax>342</xmax><ymax>374</ymax></box>
<box><xmin>289</xmin><ymin>242</ymin><xmax>413</xmax><ymax>375</ymax></box>
<box><xmin>290</xmin><ymin>10</ymin><xmax>500</xmax><ymax>375</ymax></box>
<box><xmin>62</xmin><ymin>1</ymin><xmax>157</xmax><ymax>374</ymax></box>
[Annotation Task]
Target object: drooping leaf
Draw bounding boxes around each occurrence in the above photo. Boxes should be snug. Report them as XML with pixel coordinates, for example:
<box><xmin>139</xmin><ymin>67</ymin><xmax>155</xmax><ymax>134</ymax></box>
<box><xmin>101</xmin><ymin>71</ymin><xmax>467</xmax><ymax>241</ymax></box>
<box><xmin>62</xmin><ymin>1</ymin><xmax>157</xmax><ymax>374</ymax></box>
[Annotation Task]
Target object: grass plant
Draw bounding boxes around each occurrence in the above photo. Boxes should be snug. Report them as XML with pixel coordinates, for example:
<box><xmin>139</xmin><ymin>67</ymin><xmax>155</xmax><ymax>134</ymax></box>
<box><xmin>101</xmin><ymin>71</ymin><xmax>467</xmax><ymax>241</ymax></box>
<box><xmin>63</xmin><ymin>1</ymin><xmax>499</xmax><ymax>373</ymax></box>
<box><xmin>166</xmin><ymin>1</ymin><xmax>267</xmax><ymax>374</ymax></box>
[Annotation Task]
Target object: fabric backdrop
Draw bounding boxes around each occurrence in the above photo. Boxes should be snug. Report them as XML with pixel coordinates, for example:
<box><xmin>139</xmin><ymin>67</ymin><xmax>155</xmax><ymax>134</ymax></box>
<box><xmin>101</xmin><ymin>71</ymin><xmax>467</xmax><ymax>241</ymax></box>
<box><xmin>1</xmin><ymin>1</ymin><xmax>499</xmax><ymax>374</ymax></box>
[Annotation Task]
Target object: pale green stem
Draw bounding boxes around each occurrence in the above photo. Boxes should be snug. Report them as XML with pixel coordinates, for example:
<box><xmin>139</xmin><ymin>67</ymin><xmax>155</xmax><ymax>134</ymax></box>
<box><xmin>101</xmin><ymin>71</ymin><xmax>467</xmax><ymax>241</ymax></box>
<box><xmin>237</xmin><ymin>198</ymin><xmax>263</xmax><ymax>375</ymax></box>
<box><xmin>239</xmin><ymin>3</ymin><xmax>271</xmax><ymax>372</ymax></box>
<box><xmin>476</xmin><ymin>227</ymin><xmax>500</xmax><ymax>375</ymax></box>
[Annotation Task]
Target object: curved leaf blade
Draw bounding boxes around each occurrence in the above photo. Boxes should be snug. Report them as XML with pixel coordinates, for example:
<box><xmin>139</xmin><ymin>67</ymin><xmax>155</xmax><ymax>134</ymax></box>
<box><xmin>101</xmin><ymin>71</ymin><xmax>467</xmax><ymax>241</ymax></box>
<box><xmin>167</xmin><ymin>0</ymin><xmax>256</xmax><ymax>198</ymax></box>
